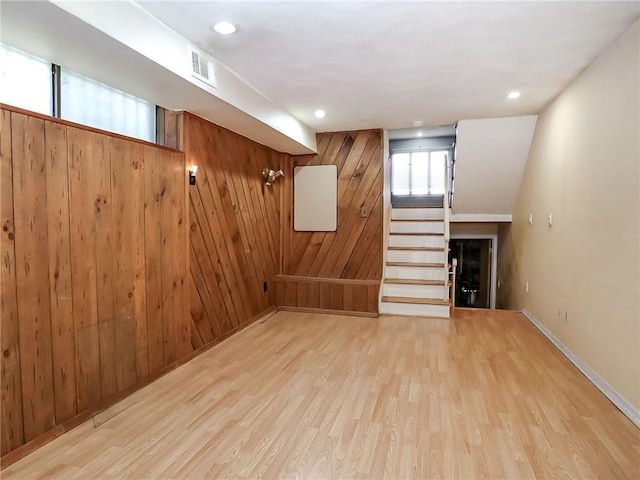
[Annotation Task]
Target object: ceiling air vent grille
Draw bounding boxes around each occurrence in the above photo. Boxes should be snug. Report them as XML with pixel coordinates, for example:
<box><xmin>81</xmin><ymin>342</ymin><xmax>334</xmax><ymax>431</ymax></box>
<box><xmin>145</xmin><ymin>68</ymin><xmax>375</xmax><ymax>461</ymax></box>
<box><xmin>189</xmin><ymin>47</ymin><xmax>217</xmax><ymax>89</ymax></box>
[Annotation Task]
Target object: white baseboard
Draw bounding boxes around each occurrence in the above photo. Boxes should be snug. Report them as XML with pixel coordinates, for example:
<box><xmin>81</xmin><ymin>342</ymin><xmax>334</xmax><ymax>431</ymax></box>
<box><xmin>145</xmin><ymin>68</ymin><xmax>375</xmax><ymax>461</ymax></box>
<box><xmin>523</xmin><ymin>308</ymin><xmax>640</xmax><ymax>428</ymax></box>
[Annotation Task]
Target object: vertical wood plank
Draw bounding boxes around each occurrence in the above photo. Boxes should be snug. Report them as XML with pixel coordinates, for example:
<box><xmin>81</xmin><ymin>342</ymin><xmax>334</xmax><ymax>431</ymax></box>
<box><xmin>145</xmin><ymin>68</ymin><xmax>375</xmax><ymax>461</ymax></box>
<box><xmin>144</xmin><ymin>146</ymin><xmax>164</xmax><ymax>376</ymax></box>
<box><xmin>68</xmin><ymin>127</ymin><xmax>101</xmax><ymax>413</ymax></box>
<box><xmin>284</xmin><ymin>281</ymin><xmax>297</xmax><ymax>307</ymax></box>
<box><xmin>111</xmin><ymin>139</ymin><xmax>138</xmax><ymax>392</ymax></box>
<box><xmin>367</xmin><ymin>285</ymin><xmax>379</xmax><ymax>313</ymax></box>
<box><xmin>93</xmin><ymin>135</ymin><xmax>118</xmax><ymax>399</ymax></box>
<box><xmin>12</xmin><ymin>112</ymin><xmax>55</xmax><ymax>441</ymax></box>
<box><xmin>1</xmin><ymin>109</ymin><xmax>24</xmax><ymax>454</ymax></box>
<box><xmin>130</xmin><ymin>143</ymin><xmax>148</xmax><ymax>381</ymax></box>
<box><xmin>172</xmin><ymin>152</ymin><xmax>190</xmax><ymax>359</ymax></box>
<box><xmin>44</xmin><ymin>120</ymin><xmax>77</xmax><ymax>423</ymax></box>
<box><xmin>343</xmin><ymin>285</ymin><xmax>354</xmax><ymax>312</ymax></box>
<box><xmin>319</xmin><ymin>283</ymin><xmax>332</xmax><ymax>310</ymax></box>
<box><xmin>160</xmin><ymin>152</ymin><xmax>176</xmax><ymax>365</ymax></box>
<box><xmin>307</xmin><ymin>283</ymin><xmax>320</xmax><ymax>309</ymax></box>
<box><xmin>329</xmin><ymin>284</ymin><xmax>343</xmax><ymax>311</ymax></box>
<box><xmin>353</xmin><ymin>285</ymin><xmax>369</xmax><ymax>313</ymax></box>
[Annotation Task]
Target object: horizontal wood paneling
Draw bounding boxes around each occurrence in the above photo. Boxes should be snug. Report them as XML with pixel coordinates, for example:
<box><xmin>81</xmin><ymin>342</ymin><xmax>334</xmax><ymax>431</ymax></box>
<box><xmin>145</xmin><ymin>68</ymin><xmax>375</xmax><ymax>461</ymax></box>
<box><xmin>281</xmin><ymin>129</ymin><xmax>383</xmax><ymax>313</ymax></box>
<box><xmin>181</xmin><ymin>113</ymin><xmax>286</xmax><ymax>347</ymax></box>
<box><xmin>0</xmin><ymin>106</ymin><xmax>189</xmax><ymax>459</ymax></box>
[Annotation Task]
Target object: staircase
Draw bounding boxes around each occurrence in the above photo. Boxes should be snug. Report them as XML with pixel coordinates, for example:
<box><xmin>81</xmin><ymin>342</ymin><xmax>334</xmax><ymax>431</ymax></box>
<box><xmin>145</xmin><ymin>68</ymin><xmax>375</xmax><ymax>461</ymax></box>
<box><xmin>380</xmin><ymin>206</ymin><xmax>452</xmax><ymax>317</ymax></box>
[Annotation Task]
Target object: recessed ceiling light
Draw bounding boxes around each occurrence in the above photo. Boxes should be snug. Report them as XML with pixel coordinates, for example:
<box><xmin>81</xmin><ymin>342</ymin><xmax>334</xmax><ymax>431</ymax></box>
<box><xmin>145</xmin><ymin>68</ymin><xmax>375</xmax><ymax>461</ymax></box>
<box><xmin>417</xmin><ymin>132</ymin><xmax>423</xmax><ymax>137</ymax></box>
<box><xmin>213</xmin><ymin>21</ymin><xmax>236</xmax><ymax>35</ymax></box>
<box><xmin>507</xmin><ymin>91</ymin><xmax>521</xmax><ymax>100</ymax></box>
<box><xmin>314</xmin><ymin>109</ymin><xmax>326</xmax><ymax>119</ymax></box>
<box><xmin>413</xmin><ymin>120</ymin><xmax>423</xmax><ymax>127</ymax></box>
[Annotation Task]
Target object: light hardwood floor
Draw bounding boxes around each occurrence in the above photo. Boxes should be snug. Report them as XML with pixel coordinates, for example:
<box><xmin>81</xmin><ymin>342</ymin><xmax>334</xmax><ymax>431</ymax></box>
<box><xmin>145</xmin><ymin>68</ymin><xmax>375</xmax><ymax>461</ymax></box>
<box><xmin>3</xmin><ymin>309</ymin><xmax>639</xmax><ymax>479</ymax></box>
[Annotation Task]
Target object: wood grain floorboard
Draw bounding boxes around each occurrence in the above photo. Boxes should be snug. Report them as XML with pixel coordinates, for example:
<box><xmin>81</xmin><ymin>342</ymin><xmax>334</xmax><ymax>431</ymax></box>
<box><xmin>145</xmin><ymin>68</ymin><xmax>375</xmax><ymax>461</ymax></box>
<box><xmin>3</xmin><ymin>309</ymin><xmax>638</xmax><ymax>479</ymax></box>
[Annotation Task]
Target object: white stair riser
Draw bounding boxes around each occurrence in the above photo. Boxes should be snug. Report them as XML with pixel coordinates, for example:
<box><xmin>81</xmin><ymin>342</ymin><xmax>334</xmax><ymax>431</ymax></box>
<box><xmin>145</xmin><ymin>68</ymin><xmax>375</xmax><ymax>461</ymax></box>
<box><xmin>386</xmin><ymin>266</ymin><xmax>446</xmax><ymax>281</ymax></box>
<box><xmin>380</xmin><ymin>302</ymin><xmax>450</xmax><ymax>318</ymax></box>
<box><xmin>391</xmin><ymin>208</ymin><xmax>444</xmax><ymax>220</ymax></box>
<box><xmin>390</xmin><ymin>222</ymin><xmax>444</xmax><ymax>234</ymax></box>
<box><xmin>383</xmin><ymin>283</ymin><xmax>448</xmax><ymax>299</ymax></box>
<box><xmin>389</xmin><ymin>235</ymin><xmax>445</xmax><ymax>248</ymax></box>
<box><xmin>387</xmin><ymin>249</ymin><xmax>445</xmax><ymax>264</ymax></box>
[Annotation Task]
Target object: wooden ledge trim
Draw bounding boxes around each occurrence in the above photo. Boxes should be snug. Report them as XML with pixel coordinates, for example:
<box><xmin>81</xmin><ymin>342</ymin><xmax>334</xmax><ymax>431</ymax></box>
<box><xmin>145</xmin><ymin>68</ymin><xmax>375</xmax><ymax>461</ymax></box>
<box><xmin>277</xmin><ymin>306</ymin><xmax>379</xmax><ymax>318</ymax></box>
<box><xmin>275</xmin><ymin>275</ymin><xmax>379</xmax><ymax>286</ymax></box>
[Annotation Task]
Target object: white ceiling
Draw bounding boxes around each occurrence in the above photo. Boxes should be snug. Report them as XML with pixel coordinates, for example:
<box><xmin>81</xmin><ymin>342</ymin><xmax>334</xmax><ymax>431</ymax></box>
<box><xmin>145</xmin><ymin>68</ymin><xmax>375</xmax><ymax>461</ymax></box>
<box><xmin>138</xmin><ymin>1</ymin><xmax>639</xmax><ymax>133</ymax></box>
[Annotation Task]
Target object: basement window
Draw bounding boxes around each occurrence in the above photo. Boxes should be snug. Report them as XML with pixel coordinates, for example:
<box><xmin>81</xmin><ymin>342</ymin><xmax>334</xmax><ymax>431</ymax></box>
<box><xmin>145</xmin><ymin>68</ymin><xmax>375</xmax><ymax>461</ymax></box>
<box><xmin>0</xmin><ymin>43</ymin><xmax>156</xmax><ymax>143</ymax></box>
<box><xmin>391</xmin><ymin>150</ymin><xmax>447</xmax><ymax>196</ymax></box>
<box><xmin>0</xmin><ymin>43</ymin><xmax>52</xmax><ymax>115</ymax></box>
<box><xmin>60</xmin><ymin>69</ymin><xmax>156</xmax><ymax>143</ymax></box>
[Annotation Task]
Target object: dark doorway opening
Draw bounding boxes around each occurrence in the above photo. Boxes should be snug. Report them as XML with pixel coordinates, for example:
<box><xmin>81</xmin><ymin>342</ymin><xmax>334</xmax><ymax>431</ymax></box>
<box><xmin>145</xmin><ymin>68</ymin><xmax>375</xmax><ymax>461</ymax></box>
<box><xmin>449</xmin><ymin>239</ymin><xmax>492</xmax><ymax>308</ymax></box>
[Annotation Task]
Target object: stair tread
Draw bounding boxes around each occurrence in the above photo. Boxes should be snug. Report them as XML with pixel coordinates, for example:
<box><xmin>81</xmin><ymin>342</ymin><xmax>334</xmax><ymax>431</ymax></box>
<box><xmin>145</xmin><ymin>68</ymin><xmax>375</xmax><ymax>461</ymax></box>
<box><xmin>391</xmin><ymin>219</ymin><xmax>443</xmax><ymax>222</ymax></box>
<box><xmin>382</xmin><ymin>296</ymin><xmax>452</xmax><ymax>306</ymax></box>
<box><xmin>392</xmin><ymin>206</ymin><xmax>444</xmax><ymax>209</ymax></box>
<box><xmin>387</xmin><ymin>262</ymin><xmax>445</xmax><ymax>268</ymax></box>
<box><xmin>384</xmin><ymin>278</ymin><xmax>452</xmax><ymax>286</ymax></box>
<box><xmin>388</xmin><ymin>246</ymin><xmax>445</xmax><ymax>251</ymax></box>
<box><xmin>389</xmin><ymin>232</ymin><xmax>444</xmax><ymax>236</ymax></box>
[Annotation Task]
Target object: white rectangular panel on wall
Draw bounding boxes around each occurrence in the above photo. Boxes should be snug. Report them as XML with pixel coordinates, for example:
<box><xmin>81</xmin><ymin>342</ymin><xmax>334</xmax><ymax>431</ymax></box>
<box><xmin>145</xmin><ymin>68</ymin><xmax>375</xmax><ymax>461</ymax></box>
<box><xmin>294</xmin><ymin>165</ymin><xmax>338</xmax><ymax>231</ymax></box>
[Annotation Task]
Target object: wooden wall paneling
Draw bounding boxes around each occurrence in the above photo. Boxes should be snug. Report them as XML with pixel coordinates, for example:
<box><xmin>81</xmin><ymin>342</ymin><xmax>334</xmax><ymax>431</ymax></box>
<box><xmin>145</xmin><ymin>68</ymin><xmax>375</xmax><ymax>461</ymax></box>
<box><xmin>326</xmin><ymin>132</ymin><xmax>359</xmax><ymax>171</ymax></box>
<box><xmin>43</xmin><ymin>120</ymin><xmax>77</xmax><ymax>423</ymax></box>
<box><xmin>93</xmin><ymin>134</ymin><xmax>119</xmax><ymax>399</ymax></box>
<box><xmin>222</xmin><ymin>160</ymin><xmax>266</xmax><ymax>312</ymax></box>
<box><xmin>172</xmin><ymin>152</ymin><xmax>190</xmax><ymax>359</ymax></box>
<box><xmin>212</xmin><ymin>147</ymin><xmax>257</xmax><ymax>308</ymax></box>
<box><xmin>319</xmin><ymin>283</ymin><xmax>332</xmax><ymax>310</ymax></box>
<box><xmin>292</xmin><ymin>232</ymin><xmax>325</xmax><ymax>278</ymax></box>
<box><xmin>189</xmin><ymin>170</ymin><xmax>243</xmax><ymax>331</ymax></box>
<box><xmin>263</xmin><ymin>152</ymin><xmax>285</xmax><ymax>271</ymax></box>
<box><xmin>261</xmin><ymin>179</ymin><xmax>281</xmax><ymax>303</ymax></box>
<box><xmin>344</xmin><ymin>193</ymin><xmax>383</xmax><ymax>279</ymax></box>
<box><xmin>186</xmin><ymin>119</ymin><xmax>251</xmax><ymax>327</ymax></box>
<box><xmin>159</xmin><ymin>151</ymin><xmax>176</xmax><ymax>366</ymax></box>
<box><xmin>275</xmin><ymin>276</ymin><xmax>378</xmax><ymax>314</ymax></box>
<box><xmin>216</xmin><ymin>149</ymin><xmax>264</xmax><ymax>312</ymax></box>
<box><xmin>162</xmin><ymin>110</ymin><xmax>183</xmax><ymax>151</ymax></box>
<box><xmin>281</xmin><ymin>129</ymin><xmax>382</xmax><ymax>315</ymax></box>
<box><xmin>342</xmin><ymin>285</ymin><xmax>354</xmax><ymax>312</ymax></box>
<box><xmin>1</xmin><ymin>109</ymin><xmax>24</xmax><ymax>454</ymax></box>
<box><xmin>284</xmin><ymin>280</ymin><xmax>297</xmax><ymax>307</ymax></box>
<box><xmin>367</xmin><ymin>285</ymin><xmax>378</xmax><ymax>313</ymax></box>
<box><xmin>188</xmin><ymin>272</ymin><xmax>216</xmax><ymax>346</ymax></box>
<box><xmin>296</xmin><ymin>282</ymin><xmax>307</xmax><ymax>308</ymax></box>
<box><xmin>189</xmin><ymin>196</ymin><xmax>232</xmax><ymax>336</ymax></box>
<box><xmin>130</xmin><ymin>143</ymin><xmax>149</xmax><ymax>381</ymax></box>
<box><xmin>306</xmin><ymin>283</ymin><xmax>320</xmax><ymax>309</ymax></box>
<box><xmin>320</xmin><ymin>132</ymin><xmax>380</xmax><ymax>278</ymax></box>
<box><xmin>310</xmin><ymin>132</ymin><xmax>382</xmax><ymax>278</ymax></box>
<box><xmin>362</xmin><ymin>232</ymin><xmax>384</xmax><ymax>281</ymax></box>
<box><xmin>1</xmin><ymin>106</ymin><xmax>191</xmax><ymax>460</ymax></box>
<box><xmin>353</xmin><ymin>285</ymin><xmax>369</xmax><ymax>313</ymax></box>
<box><xmin>329</xmin><ymin>284</ymin><xmax>343</xmax><ymax>311</ymax></box>
<box><xmin>279</xmin><ymin>155</ymin><xmax>289</xmax><ymax>275</ymax></box>
<box><xmin>286</xmin><ymin>155</ymin><xmax>312</xmax><ymax>272</ymax></box>
<box><xmin>68</xmin><ymin>127</ymin><xmax>101</xmax><ymax>413</ymax></box>
<box><xmin>252</xmin><ymin>151</ymin><xmax>281</xmax><ymax>298</ymax></box>
<box><xmin>11</xmin><ymin>112</ymin><xmax>55</xmax><ymax>441</ymax></box>
<box><xmin>143</xmin><ymin>145</ymin><xmax>164</xmax><ymax>376</ymax></box>
<box><xmin>110</xmin><ymin>139</ymin><xmax>138</xmax><ymax>392</ymax></box>
<box><xmin>287</xmin><ymin>130</ymin><xmax>382</xmax><ymax>281</ymax></box>
<box><xmin>182</xmin><ymin>113</ymin><xmax>284</xmax><ymax>337</ymax></box>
